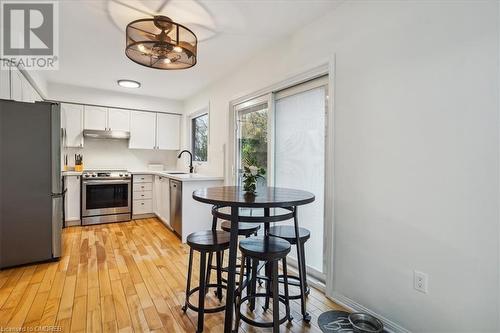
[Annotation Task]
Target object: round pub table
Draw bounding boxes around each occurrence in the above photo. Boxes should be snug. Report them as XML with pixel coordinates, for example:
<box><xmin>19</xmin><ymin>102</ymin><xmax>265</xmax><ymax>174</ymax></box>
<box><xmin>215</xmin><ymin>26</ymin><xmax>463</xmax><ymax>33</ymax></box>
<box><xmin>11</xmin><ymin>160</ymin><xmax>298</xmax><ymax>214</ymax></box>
<box><xmin>193</xmin><ymin>186</ymin><xmax>315</xmax><ymax>333</ymax></box>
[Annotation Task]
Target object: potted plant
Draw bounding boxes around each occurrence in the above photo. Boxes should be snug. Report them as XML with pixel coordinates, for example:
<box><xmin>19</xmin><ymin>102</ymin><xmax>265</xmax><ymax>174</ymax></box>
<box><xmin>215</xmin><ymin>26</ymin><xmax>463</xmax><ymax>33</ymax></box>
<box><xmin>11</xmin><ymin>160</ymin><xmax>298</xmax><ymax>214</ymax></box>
<box><xmin>242</xmin><ymin>158</ymin><xmax>266</xmax><ymax>195</ymax></box>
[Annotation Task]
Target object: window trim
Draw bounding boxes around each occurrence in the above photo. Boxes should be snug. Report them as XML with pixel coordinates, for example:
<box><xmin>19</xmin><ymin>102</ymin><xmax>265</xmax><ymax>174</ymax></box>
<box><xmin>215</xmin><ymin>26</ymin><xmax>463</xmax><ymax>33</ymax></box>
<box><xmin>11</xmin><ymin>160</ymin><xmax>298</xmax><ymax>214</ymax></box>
<box><xmin>189</xmin><ymin>106</ymin><xmax>209</xmax><ymax>163</ymax></box>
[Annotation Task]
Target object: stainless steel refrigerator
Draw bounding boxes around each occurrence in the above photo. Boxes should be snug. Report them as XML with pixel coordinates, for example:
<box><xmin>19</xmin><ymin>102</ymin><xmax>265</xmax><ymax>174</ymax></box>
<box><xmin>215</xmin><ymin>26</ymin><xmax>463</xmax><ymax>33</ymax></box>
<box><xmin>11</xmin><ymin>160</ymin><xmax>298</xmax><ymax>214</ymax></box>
<box><xmin>0</xmin><ymin>99</ymin><xmax>63</xmax><ymax>268</ymax></box>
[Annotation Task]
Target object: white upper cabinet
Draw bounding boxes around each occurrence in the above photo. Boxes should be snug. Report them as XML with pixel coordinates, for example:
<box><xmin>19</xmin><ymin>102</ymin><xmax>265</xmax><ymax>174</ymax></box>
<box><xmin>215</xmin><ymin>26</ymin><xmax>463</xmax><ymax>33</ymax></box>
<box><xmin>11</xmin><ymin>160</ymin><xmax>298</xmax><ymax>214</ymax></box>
<box><xmin>1</xmin><ymin>65</ymin><xmax>42</xmax><ymax>102</ymax></box>
<box><xmin>10</xmin><ymin>67</ymin><xmax>22</xmax><ymax>101</ymax></box>
<box><xmin>108</xmin><ymin>108</ymin><xmax>130</xmax><ymax>131</ymax></box>
<box><xmin>62</xmin><ymin>103</ymin><xmax>84</xmax><ymax>148</ymax></box>
<box><xmin>129</xmin><ymin>111</ymin><xmax>156</xmax><ymax>149</ymax></box>
<box><xmin>21</xmin><ymin>75</ymin><xmax>35</xmax><ymax>103</ymax></box>
<box><xmin>84</xmin><ymin>106</ymin><xmax>130</xmax><ymax>132</ymax></box>
<box><xmin>0</xmin><ymin>67</ymin><xmax>10</xmax><ymax>99</ymax></box>
<box><xmin>156</xmin><ymin>113</ymin><xmax>180</xmax><ymax>150</ymax></box>
<box><xmin>84</xmin><ymin>105</ymin><xmax>108</xmax><ymax>130</ymax></box>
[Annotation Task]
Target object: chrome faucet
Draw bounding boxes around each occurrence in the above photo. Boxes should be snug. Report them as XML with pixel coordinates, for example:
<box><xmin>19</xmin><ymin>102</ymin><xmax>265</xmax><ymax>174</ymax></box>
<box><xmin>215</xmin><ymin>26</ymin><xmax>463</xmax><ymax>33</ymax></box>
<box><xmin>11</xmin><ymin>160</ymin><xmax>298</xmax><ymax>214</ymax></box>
<box><xmin>177</xmin><ymin>150</ymin><xmax>194</xmax><ymax>173</ymax></box>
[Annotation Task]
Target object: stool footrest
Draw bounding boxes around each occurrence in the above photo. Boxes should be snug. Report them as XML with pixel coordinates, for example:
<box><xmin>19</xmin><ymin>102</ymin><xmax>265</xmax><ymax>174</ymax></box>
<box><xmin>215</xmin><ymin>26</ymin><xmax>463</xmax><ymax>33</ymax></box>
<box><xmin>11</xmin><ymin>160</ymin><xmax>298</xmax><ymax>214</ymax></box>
<box><xmin>277</xmin><ymin>274</ymin><xmax>310</xmax><ymax>299</ymax></box>
<box><xmin>238</xmin><ymin>293</ymin><xmax>291</xmax><ymax>328</ymax></box>
<box><xmin>183</xmin><ymin>284</ymin><xmax>227</xmax><ymax>314</ymax></box>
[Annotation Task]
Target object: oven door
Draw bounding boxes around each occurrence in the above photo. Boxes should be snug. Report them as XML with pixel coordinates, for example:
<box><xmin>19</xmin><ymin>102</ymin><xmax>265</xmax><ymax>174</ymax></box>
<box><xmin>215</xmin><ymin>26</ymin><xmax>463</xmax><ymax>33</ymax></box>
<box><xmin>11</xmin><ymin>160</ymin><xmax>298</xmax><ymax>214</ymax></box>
<box><xmin>82</xmin><ymin>179</ymin><xmax>131</xmax><ymax>217</ymax></box>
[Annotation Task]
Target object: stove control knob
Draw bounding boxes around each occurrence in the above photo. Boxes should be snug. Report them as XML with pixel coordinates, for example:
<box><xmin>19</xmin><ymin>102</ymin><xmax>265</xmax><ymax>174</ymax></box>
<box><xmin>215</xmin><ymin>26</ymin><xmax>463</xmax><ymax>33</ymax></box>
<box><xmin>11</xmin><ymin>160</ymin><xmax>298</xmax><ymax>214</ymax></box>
<box><xmin>91</xmin><ymin>174</ymin><xmax>97</xmax><ymax>177</ymax></box>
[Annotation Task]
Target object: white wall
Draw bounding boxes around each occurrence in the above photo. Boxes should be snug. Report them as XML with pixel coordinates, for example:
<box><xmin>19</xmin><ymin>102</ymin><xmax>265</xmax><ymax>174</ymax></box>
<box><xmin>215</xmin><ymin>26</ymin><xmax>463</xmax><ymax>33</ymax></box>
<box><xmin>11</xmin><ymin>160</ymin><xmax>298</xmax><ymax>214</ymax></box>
<box><xmin>184</xmin><ymin>1</ymin><xmax>500</xmax><ymax>332</ymax></box>
<box><xmin>64</xmin><ymin>138</ymin><xmax>177</xmax><ymax>171</ymax></box>
<box><xmin>48</xmin><ymin>82</ymin><xmax>183</xmax><ymax>114</ymax></box>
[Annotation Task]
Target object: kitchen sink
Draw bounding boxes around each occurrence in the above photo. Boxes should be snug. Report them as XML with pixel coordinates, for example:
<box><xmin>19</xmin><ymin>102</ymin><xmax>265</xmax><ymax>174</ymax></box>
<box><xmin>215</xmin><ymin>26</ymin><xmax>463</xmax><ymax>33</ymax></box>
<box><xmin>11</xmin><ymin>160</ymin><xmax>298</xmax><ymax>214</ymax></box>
<box><xmin>168</xmin><ymin>172</ymin><xmax>188</xmax><ymax>175</ymax></box>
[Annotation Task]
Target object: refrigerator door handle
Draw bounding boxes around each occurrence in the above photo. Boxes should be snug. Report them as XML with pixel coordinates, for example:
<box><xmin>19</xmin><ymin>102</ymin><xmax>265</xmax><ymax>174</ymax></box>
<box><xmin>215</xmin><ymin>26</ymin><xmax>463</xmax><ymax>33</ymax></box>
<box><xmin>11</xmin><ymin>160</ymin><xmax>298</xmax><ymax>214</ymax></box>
<box><xmin>51</xmin><ymin>188</ymin><xmax>67</xmax><ymax>198</ymax></box>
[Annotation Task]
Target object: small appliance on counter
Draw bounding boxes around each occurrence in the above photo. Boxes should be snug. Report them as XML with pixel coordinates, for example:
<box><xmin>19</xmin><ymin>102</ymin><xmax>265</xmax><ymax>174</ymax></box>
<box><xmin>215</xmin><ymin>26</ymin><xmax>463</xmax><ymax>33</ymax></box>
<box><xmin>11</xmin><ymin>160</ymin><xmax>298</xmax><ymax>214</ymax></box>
<box><xmin>81</xmin><ymin>170</ymin><xmax>132</xmax><ymax>225</ymax></box>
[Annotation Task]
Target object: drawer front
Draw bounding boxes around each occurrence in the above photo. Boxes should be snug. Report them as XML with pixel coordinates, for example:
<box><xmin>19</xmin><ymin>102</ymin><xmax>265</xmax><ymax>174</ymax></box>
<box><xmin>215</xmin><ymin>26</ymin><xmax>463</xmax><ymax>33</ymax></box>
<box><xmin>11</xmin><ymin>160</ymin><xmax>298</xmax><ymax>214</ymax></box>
<box><xmin>133</xmin><ymin>191</ymin><xmax>152</xmax><ymax>200</ymax></box>
<box><xmin>133</xmin><ymin>182</ymin><xmax>153</xmax><ymax>192</ymax></box>
<box><xmin>134</xmin><ymin>175</ymin><xmax>153</xmax><ymax>183</ymax></box>
<box><xmin>133</xmin><ymin>199</ymin><xmax>153</xmax><ymax>214</ymax></box>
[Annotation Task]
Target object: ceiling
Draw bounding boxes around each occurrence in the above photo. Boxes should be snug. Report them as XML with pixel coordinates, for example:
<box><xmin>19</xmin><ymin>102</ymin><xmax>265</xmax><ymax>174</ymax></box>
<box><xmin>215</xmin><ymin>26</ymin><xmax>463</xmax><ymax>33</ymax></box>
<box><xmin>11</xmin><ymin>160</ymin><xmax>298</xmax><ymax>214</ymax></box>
<box><xmin>40</xmin><ymin>0</ymin><xmax>339</xmax><ymax>100</ymax></box>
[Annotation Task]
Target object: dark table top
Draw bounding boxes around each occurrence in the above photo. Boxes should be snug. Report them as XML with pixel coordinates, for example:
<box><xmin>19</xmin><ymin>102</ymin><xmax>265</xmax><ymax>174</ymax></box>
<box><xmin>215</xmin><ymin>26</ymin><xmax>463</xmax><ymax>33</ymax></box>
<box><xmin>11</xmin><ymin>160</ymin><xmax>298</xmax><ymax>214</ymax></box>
<box><xmin>192</xmin><ymin>186</ymin><xmax>315</xmax><ymax>208</ymax></box>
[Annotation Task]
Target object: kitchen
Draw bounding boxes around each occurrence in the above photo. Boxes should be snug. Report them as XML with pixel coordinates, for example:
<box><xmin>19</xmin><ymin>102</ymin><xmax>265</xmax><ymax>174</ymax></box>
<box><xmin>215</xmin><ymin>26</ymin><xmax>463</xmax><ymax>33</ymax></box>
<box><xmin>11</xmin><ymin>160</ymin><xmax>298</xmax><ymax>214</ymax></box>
<box><xmin>60</xmin><ymin>101</ymin><xmax>223</xmax><ymax>241</ymax></box>
<box><xmin>0</xmin><ymin>1</ymin><xmax>499</xmax><ymax>333</ymax></box>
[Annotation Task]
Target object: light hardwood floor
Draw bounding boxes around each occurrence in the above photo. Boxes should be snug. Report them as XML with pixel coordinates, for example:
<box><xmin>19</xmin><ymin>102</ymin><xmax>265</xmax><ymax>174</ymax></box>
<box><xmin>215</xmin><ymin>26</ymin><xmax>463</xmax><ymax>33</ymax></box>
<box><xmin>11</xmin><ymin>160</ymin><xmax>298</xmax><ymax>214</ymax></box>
<box><xmin>0</xmin><ymin>218</ymin><xmax>344</xmax><ymax>332</ymax></box>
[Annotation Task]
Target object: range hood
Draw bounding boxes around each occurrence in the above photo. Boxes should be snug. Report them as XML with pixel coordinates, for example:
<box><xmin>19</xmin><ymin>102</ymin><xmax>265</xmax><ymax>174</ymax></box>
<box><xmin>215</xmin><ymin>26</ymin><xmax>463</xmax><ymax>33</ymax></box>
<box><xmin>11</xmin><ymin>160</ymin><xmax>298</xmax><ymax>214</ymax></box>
<box><xmin>83</xmin><ymin>129</ymin><xmax>130</xmax><ymax>140</ymax></box>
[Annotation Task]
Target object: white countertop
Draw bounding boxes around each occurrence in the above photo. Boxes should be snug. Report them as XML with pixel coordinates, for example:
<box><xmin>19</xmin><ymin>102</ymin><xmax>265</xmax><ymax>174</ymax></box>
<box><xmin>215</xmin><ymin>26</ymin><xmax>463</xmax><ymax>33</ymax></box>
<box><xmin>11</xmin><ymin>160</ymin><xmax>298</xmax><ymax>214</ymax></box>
<box><xmin>62</xmin><ymin>170</ymin><xmax>223</xmax><ymax>182</ymax></box>
<box><xmin>62</xmin><ymin>171</ymin><xmax>83</xmax><ymax>176</ymax></box>
<box><xmin>130</xmin><ymin>170</ymin><xmax>224</xmax><ymax>182</ymax></box>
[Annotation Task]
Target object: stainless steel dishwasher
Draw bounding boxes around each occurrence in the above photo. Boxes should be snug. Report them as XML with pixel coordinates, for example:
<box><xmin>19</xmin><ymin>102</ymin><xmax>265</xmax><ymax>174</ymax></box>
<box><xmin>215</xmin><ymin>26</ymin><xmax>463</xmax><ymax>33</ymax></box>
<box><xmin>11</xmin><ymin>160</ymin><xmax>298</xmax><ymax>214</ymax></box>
<box><xmin>169</xmin><ymin>179</ymin><xmax>182</xmax><ymax>237</ymax></box>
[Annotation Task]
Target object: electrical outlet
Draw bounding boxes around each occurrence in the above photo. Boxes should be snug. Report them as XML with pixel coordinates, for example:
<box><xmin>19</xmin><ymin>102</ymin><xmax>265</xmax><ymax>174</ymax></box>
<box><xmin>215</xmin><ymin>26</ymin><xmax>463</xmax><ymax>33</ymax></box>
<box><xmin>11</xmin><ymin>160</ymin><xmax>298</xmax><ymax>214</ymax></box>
<box><xmin>414</xmin><ymin>270</ymin><xmax>428</xmax><ymax>294</ymax></box>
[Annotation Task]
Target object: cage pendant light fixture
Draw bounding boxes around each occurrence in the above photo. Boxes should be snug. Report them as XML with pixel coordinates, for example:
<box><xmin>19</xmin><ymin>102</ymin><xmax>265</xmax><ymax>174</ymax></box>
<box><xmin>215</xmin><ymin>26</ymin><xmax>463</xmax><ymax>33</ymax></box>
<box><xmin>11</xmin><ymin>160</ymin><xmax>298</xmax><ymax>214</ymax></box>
<box><xmin>125</xmin><ymin>15</ymin><xmax>197</xmax><ymax>70</ymax></box>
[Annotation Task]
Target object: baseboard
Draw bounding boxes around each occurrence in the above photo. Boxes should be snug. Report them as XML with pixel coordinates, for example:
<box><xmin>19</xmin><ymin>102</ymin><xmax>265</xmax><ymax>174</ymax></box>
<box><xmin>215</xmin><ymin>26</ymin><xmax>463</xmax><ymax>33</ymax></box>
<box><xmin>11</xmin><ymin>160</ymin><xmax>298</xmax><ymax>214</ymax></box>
<box><xmin>65</xmin><ymin>219</ymin><xmax>81</xmax><ymax>227</ymax></box>
<box><xmin>329</xmin><ymin>292</ymin><xmax>411</xmax><ymax>333</ymax></box>
<box><xmin>154</xmin><ymin>214</ymin><xmax>174</xmax><ymax>232</ymax></box>
<box><xmin>132</xmin><ymin>213</ymin><xmax>156</xmax><ymax>219</ymax></box>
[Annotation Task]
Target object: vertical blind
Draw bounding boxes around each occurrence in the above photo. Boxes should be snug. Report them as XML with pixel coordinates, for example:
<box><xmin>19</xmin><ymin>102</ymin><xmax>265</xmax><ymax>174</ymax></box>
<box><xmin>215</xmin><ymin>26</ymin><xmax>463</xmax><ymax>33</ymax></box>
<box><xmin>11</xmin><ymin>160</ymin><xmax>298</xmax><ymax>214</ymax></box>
<box><xmin>274</xmin><ymin>76</ymin><xmax>327</xmax><ymax>274</ymax></box>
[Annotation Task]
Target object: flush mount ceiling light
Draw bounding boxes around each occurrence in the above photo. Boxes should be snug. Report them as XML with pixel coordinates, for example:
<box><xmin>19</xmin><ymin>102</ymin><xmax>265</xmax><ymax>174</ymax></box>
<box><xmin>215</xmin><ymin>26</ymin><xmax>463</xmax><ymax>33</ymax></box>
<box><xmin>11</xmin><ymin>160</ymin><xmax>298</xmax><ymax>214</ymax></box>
<box><xmin>117</xmin><ymin>79</ymin><xmax>141</xmax><ymax>88</ymax></box>
<box><xmin>125</xmin><ymin>15</ymin><xmax>197</xmax><ymax>70</ymax></box>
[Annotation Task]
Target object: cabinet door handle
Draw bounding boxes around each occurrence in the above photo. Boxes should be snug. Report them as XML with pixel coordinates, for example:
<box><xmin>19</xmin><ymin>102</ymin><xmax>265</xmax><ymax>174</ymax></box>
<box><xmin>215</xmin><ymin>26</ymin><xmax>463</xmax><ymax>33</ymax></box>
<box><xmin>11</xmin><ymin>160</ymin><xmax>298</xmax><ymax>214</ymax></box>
<box><xmin>141</xmin><ymin>203</ymin><xmax>144</xmax><ymax>205</ymax></box>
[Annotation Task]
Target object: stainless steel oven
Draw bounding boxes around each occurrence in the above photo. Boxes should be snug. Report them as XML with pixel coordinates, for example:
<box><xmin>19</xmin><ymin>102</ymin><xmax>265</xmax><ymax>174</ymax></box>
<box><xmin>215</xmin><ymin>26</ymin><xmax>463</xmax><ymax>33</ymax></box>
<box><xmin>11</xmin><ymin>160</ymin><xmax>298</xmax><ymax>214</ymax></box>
<box><xmin>82</xmin><ymin>170</ymin><xmax>131</xmax><ymax>225</ymax></box>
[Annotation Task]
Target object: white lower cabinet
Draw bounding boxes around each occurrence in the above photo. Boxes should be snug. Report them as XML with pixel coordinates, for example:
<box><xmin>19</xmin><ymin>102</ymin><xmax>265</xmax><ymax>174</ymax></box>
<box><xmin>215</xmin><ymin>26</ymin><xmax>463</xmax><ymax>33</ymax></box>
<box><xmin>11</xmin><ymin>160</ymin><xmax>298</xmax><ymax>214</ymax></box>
<box><xmin>64</xmin><ymin>175</ymin><xmax>81</xmax><ymax>225</ymax></box>
<box><xmin>153</xmin><ymin>175</ymin><xmax>170</xmax><ymax>226</ymax></box>
<box><xmin>133</xmin><ymin>199</ymin><xmax>153</xmax><ymax>215</ymax></box>
<box><xmin>153</xmin><ymin>175</ymin><xmax>161</xmax><ymax>216</ymax></box>
<box><xmin>132</xmin><ymin>175</ymin><xmax>153</xmax><ymax>217</ymax></box>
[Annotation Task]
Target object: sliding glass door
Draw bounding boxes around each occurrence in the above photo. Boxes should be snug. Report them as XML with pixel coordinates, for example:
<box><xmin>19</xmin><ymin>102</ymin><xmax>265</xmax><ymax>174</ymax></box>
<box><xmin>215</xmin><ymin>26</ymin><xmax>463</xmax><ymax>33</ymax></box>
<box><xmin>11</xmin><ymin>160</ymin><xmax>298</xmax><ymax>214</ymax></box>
<box><xmin>235</xmin><ymin>97</ymin><xmax>269</xmax><ymax>188</ymax></box>
<box><xmin>233</xmin><ymin>76</ymin><xmax>328</xmax><ymax>277</ymax></box>
<box><xmin>274</xmin><ymin>77</ymin><xmax>327</xmax><ymax>276</ymax></box>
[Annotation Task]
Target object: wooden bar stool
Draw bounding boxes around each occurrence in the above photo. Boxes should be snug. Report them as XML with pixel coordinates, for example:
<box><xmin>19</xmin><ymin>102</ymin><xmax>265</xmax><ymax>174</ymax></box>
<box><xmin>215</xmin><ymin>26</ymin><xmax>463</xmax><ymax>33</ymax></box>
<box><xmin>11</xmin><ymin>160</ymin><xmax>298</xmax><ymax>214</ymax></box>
<box><xmin>234</xmin><ymin>236</ymin><xmax>293</xmax><ymax>333</ymax></box>
<box><xmin>269</xmin><ymin>225</ymin><xmax>311</xmax><ymax>319</ymax></box>
<box><xmin>206</xmin><ymin>217</ymin><xmax>261</xmax><ymax>288</ymax></box>
<box><xmin>182</xmin><ymin>230</ymin><xmax>230</xmax><ymax>333</ymax></box>
<box><xmin>220</xmin><ymin>220</ymin><xmax>260</xmax><ymax>236</ymax></box>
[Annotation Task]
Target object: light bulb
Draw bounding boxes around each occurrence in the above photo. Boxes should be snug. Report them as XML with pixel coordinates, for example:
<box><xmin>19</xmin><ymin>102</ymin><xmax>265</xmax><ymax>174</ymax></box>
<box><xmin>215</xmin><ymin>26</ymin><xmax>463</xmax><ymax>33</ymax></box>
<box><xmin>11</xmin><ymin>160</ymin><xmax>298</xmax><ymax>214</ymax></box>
<box><xmin>117</xmin><ymin>80</ymin><xmax>141</xmax><ymax>88</ymax></box>
<box><xmin>163</xmin><ymin>58</ymin><xmax>171</xmax><ymax>64</ymax></box>
<box><xmin>173</xmin><ymin>46</ymin><xmax>182</xmax><ymax>53</ymax></box>
<box><xmin>138</xmin><ymin>44</ymin><xmax>145</xmax><ymax>52</ymax></box>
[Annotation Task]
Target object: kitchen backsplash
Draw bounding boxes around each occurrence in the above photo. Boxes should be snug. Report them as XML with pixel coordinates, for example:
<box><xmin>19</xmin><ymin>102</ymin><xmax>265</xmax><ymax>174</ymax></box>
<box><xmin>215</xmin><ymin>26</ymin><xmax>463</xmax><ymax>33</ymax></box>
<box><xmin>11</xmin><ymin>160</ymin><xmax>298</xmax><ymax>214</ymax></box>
<box><xmin>63</xmin><ymin>138</ymin><xmax>177</xmax><ymax>170</ymax></box>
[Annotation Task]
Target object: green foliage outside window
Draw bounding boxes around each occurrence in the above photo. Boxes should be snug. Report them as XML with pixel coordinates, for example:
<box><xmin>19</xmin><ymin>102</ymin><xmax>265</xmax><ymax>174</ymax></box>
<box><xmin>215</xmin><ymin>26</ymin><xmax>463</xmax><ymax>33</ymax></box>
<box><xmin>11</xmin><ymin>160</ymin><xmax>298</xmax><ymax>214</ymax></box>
<box><xmin>239</xmin><ymin>109</ymin><xmax>267</xmax><ymax>185</ymax></box>
<box><xmin>192</xmin><ymin>113</ymin><xmax>208</xmax><ymax>161</ymax></box>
